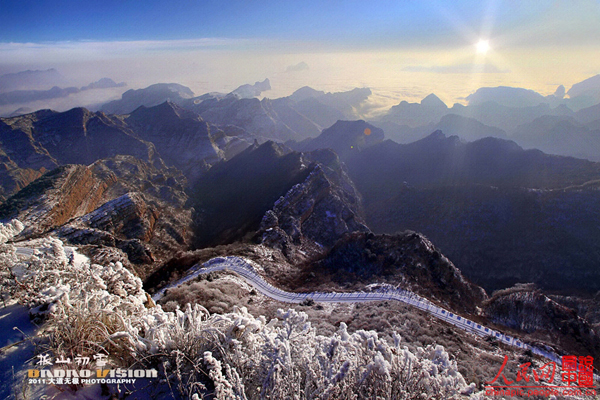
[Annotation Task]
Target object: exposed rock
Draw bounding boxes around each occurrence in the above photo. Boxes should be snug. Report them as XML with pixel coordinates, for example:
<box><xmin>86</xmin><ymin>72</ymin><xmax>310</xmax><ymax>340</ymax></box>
<box><xmin>0</xmin><ymin>109</ymin><xmax>59</xmax><ymax>172</ymax></box>
<box><xmin>0</xmin><ymin>164</ymin><xmax>115</xmax><ymax>237</ymax></box>
<box><xmin>59</xmin><ymin>192</ymin><xmax>159</xmax><ymax>242</ymax></box>
<box><xmin>0</xmin><ymin>104</ymin><xmax>232</xmax><ymax>194</ymax></box>
<box><xmin>90</xmin><ymin>155</ymin><xmax>188</xmax><ymax>207</ymax></box>
<box><xmin>0</xmin><ymin>155</ymin><xmax>191</xmax><ymax>270</ymax></box>
<box><xmin>0</xmin><ymin>107</ymin><xmax>157</xmax><ymax>176</ymax></box>
<box><xmin>259</xmin><ymin>149</ymin><xmax>369</xmax><ymax>255</ymax></box>
<box><xmin>314</xmin><ymin>231</ymin><xmax>487</xmax><ymax>313</ymax></box>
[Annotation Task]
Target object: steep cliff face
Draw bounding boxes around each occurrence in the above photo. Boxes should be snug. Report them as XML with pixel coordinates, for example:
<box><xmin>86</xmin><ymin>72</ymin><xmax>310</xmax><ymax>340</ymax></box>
<box><xmin>0</xmin><ymin>155</ymin><xmax>191</xmax><ymax>270</ymax></box>
<box><xmin>90</xmin><ymin>155</ymin><xmax>188</xmax><ymax>207</ymax></box>
<box><xmin>0</xmin><ymin>164</ymin><xmax>115</xmax><ymax>236</ymax></box>
<box><xmin>259</xmin><ymin>149</ymin><xmax>369</xmax><ymax>256</ymax></box>
<box><xmin>59</xmin><ymin>192</ymin><xmax>159</xmax><ymax>242</ymax></box>
<box><xmin>0</xmin><ymin>108</ymin><xmax>158</xmax><ymax>200</ymax></box>
<box><xmin>29</xmin><ymin>107</ymin><xmax>156</xmax><ymax>166</ymax></box>
<box><xmin>0</xmin><ymin>153</ymin><xmax>45</xmax><ymax>202</ymax></box>
<box><xmin>0</xmin><ymin>109</ymin><xmax>59</xmax><ymax>171</ymax></box>
<box><xmin>56</xmin><ymin>192</ymin><xmax>160</xmax><ymax>265</ymax></box>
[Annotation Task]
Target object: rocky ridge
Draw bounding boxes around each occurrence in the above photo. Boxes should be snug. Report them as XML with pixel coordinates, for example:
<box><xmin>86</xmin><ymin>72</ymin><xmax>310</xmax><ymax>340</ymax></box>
<box><xmin>0</xmin><ymin>155</ymin><xmax>190</xmax><ymax>272</ymax></box>
<box><xmin>259</xmin><ymin>149</ymin><xmax>369</xmax><ymax>257</ymax></box>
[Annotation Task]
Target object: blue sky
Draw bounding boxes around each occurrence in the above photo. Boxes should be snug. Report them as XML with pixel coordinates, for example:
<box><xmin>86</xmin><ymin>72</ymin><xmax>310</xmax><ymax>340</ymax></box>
<box><xmin>1</xmin><ymin>1</ymin><xmax>446</xmax><ymax>43</ymax></box>
<box><xmin>0</xmin><ymin>1</ymin><xmax>582</xmax><ymax>48</ymax></box>
<box><xmin>1</xmin><ymin>1</ymin><xmax>599</xmax><ymax>113</ymax></box>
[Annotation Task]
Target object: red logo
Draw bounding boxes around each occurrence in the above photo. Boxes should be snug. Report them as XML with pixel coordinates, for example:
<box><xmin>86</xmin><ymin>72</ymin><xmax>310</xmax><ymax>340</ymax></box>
<box><xmin>485</xmin><ymin>355</ymin><xmax>596</xmax><ymax>397</ymax></box>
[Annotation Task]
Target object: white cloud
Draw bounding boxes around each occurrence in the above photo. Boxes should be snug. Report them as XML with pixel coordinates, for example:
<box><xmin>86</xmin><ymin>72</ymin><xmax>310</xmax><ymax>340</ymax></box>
<box><xmin>0</xmin><ymin>38</ymin><xmax>265</xmax><ymax>62</ymax></box>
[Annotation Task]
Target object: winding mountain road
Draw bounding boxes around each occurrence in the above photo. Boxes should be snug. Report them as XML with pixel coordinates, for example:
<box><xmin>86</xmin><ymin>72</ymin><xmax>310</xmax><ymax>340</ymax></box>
<box><xmin>17</xmin><ymin>245</ymin><xmax>594</xmax><ymax>379</ymax></box>
<box><xmin>153</xmin><ymin>255</ymin><xmax>567</xmax><ymax>367</ymax></box>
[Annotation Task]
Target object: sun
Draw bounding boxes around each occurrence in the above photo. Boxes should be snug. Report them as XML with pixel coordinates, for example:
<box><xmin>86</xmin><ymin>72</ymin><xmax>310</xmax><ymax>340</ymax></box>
<box><xmin>476</xmin><ymin>39</ymin><xmax>490</xmax><ymax>54</ymax></box>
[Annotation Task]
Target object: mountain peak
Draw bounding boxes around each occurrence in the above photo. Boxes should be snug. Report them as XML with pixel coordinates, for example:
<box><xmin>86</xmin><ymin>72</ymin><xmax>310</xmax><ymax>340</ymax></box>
<box><xmin>290</xmin><ymin>120</ymin><xmax>384</xmax><ymax>161</ymax></box>
<box><xmin>289</xmin><ymin>86</ymin><xmax>326</xmax><ymax>102</ymax></box>
<box><xmin>422</xmin><ymin>129</ymin><xmax>446</xmax><ymax>140</ymax></box>
<box><xmin>420</xmin><ymin>94</ymin><xmax>447</xmax><ymax>109</ymax></box>
<box><xmin>101</xmin><ymin>83</ymin><xmax>194</xmax><ymax>114</ymax></box>
<box><xmin>129</xmin><ymin>101</ymin><xmax>199</xmax><ymax>122</ymax></box>
<box><xmin>230</xmin><ymin>78</ymin><xmax>271</xmax><ymax>99</ymax></box>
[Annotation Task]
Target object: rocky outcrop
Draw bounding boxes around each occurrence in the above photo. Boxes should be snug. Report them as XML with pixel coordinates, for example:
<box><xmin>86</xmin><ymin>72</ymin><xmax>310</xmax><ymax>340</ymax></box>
<box><xmin>63</xmin><ymin>192</ymin><xmax>158</xmax><ymax>241</ymax></box>
<box><xmin>0</xmin><ymin>156</ymin><xmax>191</xmax><ymax>268</ymax></box>
<box><xmin>0</xmin><ymin>164</ymin><xmax>114</xmax><ymax>237</ymax></box>
<box><xmin>0</xmin><ymin>107</ymin><xmax>157</xmax><ymax>190</ymax></box>
<box><xmin>316</xmin><ymin>231</ymin><xmax>488</xmax><ymax>313</ymax></box>
<box><xmin>90</xmin><ymin>155</ymin><xmax>188</xmax><ymax>207</ymax></box>
<box><xmin>0</xmin><ymin>148</ymin><xmax>45</xmax><ymax>201</ymax></box>
<box><xmin>0</xmin><ymin>110</ymin><xmax>59</xmax><ymax>173</ymax></box>
<box><xmin>0</xmin><ymin>104</ymin><xmax>234</xmax><ymax>195</ymax></box>
<box><xmin>56</xmin><ymin>192</ymin><xmax>159</xmax><ymax>264</ymax></box>
<box><xmin>259</xmin><ymin>149</ymin><xmax>369</xmax><ymax>255</ymax></box>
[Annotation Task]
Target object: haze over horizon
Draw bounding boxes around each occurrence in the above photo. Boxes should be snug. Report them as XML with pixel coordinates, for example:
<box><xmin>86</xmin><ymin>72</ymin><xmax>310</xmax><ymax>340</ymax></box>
<box><xmin>1</xmin><ymin>0</ymin><xmax>600</xmax><ymax>112</ymax></box>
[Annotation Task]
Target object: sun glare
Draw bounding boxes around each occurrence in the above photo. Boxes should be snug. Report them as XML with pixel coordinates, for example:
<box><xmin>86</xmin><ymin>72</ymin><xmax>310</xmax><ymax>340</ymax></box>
<box><xmin>476</xmin><ymin>39</ymin><xmax>490</xmax><ymax>54</ymax></box>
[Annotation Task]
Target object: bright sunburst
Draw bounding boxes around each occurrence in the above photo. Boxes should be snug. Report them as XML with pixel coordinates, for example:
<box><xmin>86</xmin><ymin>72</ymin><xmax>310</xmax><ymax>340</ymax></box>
<box><xmin>476</xmin><ymin>39</ymin><xmax>490</xmax><ymax>54</ymax></box>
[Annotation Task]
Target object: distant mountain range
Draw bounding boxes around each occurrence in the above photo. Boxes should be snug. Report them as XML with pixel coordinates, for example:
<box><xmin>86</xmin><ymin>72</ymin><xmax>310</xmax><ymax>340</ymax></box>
<box><xmin>0</xmin><ymin>69</ymin><xmax>68</xmax><ymax>92</ymax></box>
<box><xmin>5</xmin><ymin>69</ymin><xmax>600</xmax><ymax>162</ymax></box>
<box><xmin>99</xmin><ymin>82</ymin><xmax>371</xmax><ymax>142</ymax></box>
<box><xmin>0</xmin><ymin>77</ymin><xmax>126</xmax><ymax>110</ymax></box>
<box><xmin>0</xmin><ymin>102</ymin><xmax>253</xmax><ymax>201</ymax></box>
<box><xmin>370</xmin><ymin>77</ymin><xmax>600</xmax><ymax>161</ymax></box>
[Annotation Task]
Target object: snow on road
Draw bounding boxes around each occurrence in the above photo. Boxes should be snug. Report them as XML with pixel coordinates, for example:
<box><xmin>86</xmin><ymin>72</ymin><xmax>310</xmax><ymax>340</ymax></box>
<box><xmin>154</xmin><ymin>256</ymin><xmax>572</xmax><ymax>370</ymax></box>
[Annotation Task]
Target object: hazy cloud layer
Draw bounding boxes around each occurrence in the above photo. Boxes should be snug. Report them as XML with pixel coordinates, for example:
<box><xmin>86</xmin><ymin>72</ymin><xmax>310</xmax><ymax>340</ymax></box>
<box><xmin>403</xmin><ymin>63</ymin><xmax>510</xmax><ymax>74</ymax></box>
